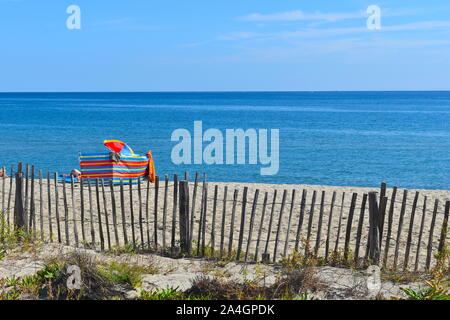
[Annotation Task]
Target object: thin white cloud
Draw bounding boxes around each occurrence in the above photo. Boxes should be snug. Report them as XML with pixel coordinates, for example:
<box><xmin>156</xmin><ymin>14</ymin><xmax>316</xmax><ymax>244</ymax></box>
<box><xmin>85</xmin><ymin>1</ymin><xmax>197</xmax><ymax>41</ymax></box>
<box><xmin>219</xmin><ymin>20</ymin><xmax>450</xmax><ymax>41</ymax></box>
<box><xmin>240</xmin><ymin>10</ymin><xmax>364</xmax><ymax>22</ymax></box>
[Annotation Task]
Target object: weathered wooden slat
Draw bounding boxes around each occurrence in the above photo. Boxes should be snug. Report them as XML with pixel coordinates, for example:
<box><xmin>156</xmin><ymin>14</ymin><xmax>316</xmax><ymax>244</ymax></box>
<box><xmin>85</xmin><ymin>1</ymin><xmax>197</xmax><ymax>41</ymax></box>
<box><xmin>236</xmin><ymin>186</ymin><xmax>248</xmax><ymax>261</ymax></box>
<box><xmin>38</xmin><ymin>170</ymin><xmax>44</xmax><ymax>240</ymax></box>
<box><xmin>438</xmin><ymin>201</ymin><xmax>449</xmax><ymax>253</ymax></box>
<box><xmin>314</xmin><ymin>191</ymin><xmax>326</xmax><ymax>256</ymax></box>
<box><xmin>128</xmin><ymin>179</ymin><xmax>136</xmax><ymax>247</ymax></box>
<box><xmin>211</xmin><ymin>185</ymin><xmax>219</xmax><ymax>258</ymax></box>
<box><xmin>24</xmin><ymin>164</ymin><xmax>29</xmax><ymax>230</ymax></box>
<box><xmin>162</xmin><ymin>174</ymin><xmax>169</xmax><ymax>249</ymax></box>
<box><xmin>1</xmin><ymin>166</ymin><xmax>5</xmax><ymax>229</ymax></box>
<box><xmin>306</xmin><ymin>191</ymin><xmax>317</xmax><ymax>255</ymax></box>
<box><xmin>306</xmin><ymin>191</ymin><xmax>317</xmax><ymax>250</ymax></box>
<box><xmin>294</xmin><ymin>190</ymin><xmax>307</xmax><ymax>252</ymax></box>
<box><xmin>71</xmin><ymin>177</ymin><xmax>79</xmax><ymax>247</ymax></box>
<box><xmin>153</xmin><ymin>176</ymin><xmax>159</xmax><ymax>249</ymax></box>
<box><xmin>95</xmin><ymin>179</ymin><xmax>105</xmax><ymax>251</ymax></box>
<box><xmin>145</xmin><ymin>179</ymin><xmax>151</xmax><ymax>249</ymax></box>
<box><xmin>245</xmin><ymin>189</ymin><xmax>259</xmax><ymax>262</ymax></box>
<box><xmin>368</xmin><ymin>192</ymin><xmax>381</xmax><ymax>264</ymax></box>
<box><xmin>325</xmin><ymin>191</ymin><xmax>337</xmax><ymax>260</ymax></box>
<box><xmin>201</xmin><ymin>183</ymin><xmax>208</xmax><ymax>257</ymax></box>
<box><xmin>196</xmin><ymin>179</ymin><xmax>206</xmax><ymax>256</ymax></box>
<box><xmin>178</xmin><ymin>180</ymin><xmax>190</xmax><ymax>254</ymax></box>
<box><xmin>6</xmin><ymin>165</ymin><xmax>14</xmax><ymax>227</ymax></box>
<box><xmin>383</xmin><ymin>186</ymin><xmax>398</xmax><ymax>268</ymax></box>
<box><xmin>171</xmin><ymin>174</ymin><xmax>179</xmax><ymax>251</ymax></box>
<box><xmin>1</xmin><ymin>166</ymin><xmax>5</xmax><ymax>238</ymax></box>
<box><xmin>120</xmin><ymin>179</ymin><xmax>128</xmax><ymax>246</ymax></box>
<box><xmin>29</xmin><ymin>165</ymin><xmax>35</xmax><ymax>234</ymax></box>
<box><xmin>228</xmin><ymin>189</ymin><xmax>239</xmax><ymax>260</ymax></box>
<box><xmin>88</xmin><ymin>179</ymin><xmax>96</xmax><ymax>247</ymax></box>
<box><xmin>79</xmin><ymin>179</ymin><xmax>86</xmax><ymax>246</ymax></box>
<box><xmin>334</xmin><ymin>192</ymin><xmax>346</xmax><ymax>254</ymax></box>
<box><xmin>101</xmin><ymin>179</ymin><xmax>111</xmax><ymax>250</ymax></box>
<box><xmin>62</xmin><ymin>178</ymin><xmax>70</xmax><ymax>245</ymax></box>
<box><xmin>403</xmin><ymin>191</ymin><xmax>419</xmax><ymax>270</ymax></box>
<box><xmin>393</xmin><ymin>189</ymin><xmax>408</xmax><ymax>270</ymax></box>
<box><xmin>219</xmin><ymin>186</ymin><xmax>228</xmax><ymax>258</ymax></box>
<box><xmin>189</xmin><ymin>172</ymin><xmax>199</xmax><ymax>245</ymax></box>
<box><xmin>414</xmin><ymin>196</ymin><xmax>427</xmax><ymax>272</ymax></box>
<box><xmin>255</xmin><ymin>191</ymin><xmax>268</xmax><ymax>262</ymax></box>
<box><xmin>378</xmin><ymin>200</ymin><xmax>388</xmax><ymax>250</ymax></box>
<box><xmin>344</xmin><ymin>193</ymin><xmax>358</xmax><ymax>261</ymax></box>
<box><xmin>54</xmin><ymin>172</ymin><xmax>62</xmax><ymax>243</ymax></box>
<box><xmin>354</xmin><ymin>194</ymin><xmax>368</xmax><ymax>265</ymax></box>
<box><xmin>137</xmin><ymin>178</ymin><xmax>144</xmax><ymax>248</ymax></box>
<box><xmin>273</xmin><ymin>189</ymin><xmax>287</xmax><ymax>262</ymax></box>
<box><xmin>109</xmin><ymin>180</ymin><xmax>120</xmax><ymax>246</ymax></box>
<box><xmin>47</xmin><ymin>172</ymin><xmax>53</xmax><ymax>242</ymax></box>
<box><xmin>13</xmin><ymin>168</ymin><xmax>25</xmax><ymax>229</ymax></box>
<box><xmin>264</xmin><ymin>190</ymin><xmax>278</xmax><ymax>259</ymax></box>
<box><xmin>425</xmin><ymin>199</ymin><xmax>439</xmax><ymax>270</ymax></box>
<box><xmin>284</xmin><ymin>190</ymin><xmax>296</xmax><ymax>258</ymax></box>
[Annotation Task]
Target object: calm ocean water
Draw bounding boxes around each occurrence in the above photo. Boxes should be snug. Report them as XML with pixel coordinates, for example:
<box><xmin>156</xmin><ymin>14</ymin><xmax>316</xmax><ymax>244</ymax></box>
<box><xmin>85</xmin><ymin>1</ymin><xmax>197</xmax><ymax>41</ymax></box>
<box><xmin>1</xmin><ymin>92</ymin><xmax>450</xmax><ymax>189</ymax></box>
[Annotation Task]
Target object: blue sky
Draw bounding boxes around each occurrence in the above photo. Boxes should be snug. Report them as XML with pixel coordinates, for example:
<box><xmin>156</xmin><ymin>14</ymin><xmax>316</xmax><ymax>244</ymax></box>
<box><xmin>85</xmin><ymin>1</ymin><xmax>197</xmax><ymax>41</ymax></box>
<box><xmin>1</xmin><ymin>0</ymin><xmax>450</xmax><ymax>91</ymax></box>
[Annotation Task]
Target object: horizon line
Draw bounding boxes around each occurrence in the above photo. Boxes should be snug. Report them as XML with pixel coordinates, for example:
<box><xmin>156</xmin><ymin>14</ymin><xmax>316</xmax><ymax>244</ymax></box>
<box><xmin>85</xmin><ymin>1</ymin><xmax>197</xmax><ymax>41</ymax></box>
<box><xmin>1</xmin><ymin>90</ymin><xmax>450</xmax><ymax>93</ymax></box>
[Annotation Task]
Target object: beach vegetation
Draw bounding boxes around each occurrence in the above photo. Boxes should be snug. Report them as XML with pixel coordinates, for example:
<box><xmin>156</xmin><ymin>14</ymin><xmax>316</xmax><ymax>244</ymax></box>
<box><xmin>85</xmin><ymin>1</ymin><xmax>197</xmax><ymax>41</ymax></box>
<box><xmin>394</xmin><ymin>241</ymin><xmax>449</xmax><ymax>300</ymax></box>
<box><xmin>98</xmin><ymin>261</ymin><xmax>158</xmax><ymax>288</ymax></box>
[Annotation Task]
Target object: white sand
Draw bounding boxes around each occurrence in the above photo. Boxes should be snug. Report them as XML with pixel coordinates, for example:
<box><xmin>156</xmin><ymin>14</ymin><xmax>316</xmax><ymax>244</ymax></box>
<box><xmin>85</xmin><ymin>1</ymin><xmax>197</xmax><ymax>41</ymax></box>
<box><xmin>1</xmin><ymin>178</ymin><xmax>449</xmax><ymax>271</ymax></box>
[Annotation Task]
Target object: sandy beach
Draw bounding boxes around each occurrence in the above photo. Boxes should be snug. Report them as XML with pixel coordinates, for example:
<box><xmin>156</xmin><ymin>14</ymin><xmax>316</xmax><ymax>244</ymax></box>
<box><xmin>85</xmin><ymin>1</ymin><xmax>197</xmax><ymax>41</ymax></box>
<box><xmin>1</xmin><ymin>178</ymin><xmax>449</xmax><ymax>270</ymax></box>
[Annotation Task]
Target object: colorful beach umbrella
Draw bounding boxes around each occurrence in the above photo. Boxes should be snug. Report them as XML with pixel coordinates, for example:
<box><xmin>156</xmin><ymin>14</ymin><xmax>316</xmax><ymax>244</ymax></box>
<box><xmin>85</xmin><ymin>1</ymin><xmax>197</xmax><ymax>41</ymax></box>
<box><xmin>103</xmin><ymin>140</ymin><xmax>135</xmax><ymax>155</ymax></box>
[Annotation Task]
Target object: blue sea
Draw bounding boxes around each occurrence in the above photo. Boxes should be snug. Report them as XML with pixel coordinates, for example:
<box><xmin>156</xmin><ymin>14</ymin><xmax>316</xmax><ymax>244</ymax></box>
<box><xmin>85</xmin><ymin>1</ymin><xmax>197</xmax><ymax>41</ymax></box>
<box><xmin>1</xmin><ymin>92</ymin><xmax>450</xmax><ymax>189</ymax></box>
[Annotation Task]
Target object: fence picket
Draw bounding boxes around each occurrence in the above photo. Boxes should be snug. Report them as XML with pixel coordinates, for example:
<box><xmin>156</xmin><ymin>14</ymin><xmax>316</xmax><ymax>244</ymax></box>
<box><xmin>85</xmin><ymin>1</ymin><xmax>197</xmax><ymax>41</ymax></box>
<box><xmin>228</xmin><ymin>189</ymin><xmax>239</xmax><ymax>260</ymax></box>
<box><xmin>137</xmin><ymin>178</ymin><xmax>144</xmax><ymax>248</ymax></box>
<box><xmin>414</xmin><ymin>196</ymin><xmax>427</xmax><ymax>272</ymax></box>
<box><xmin>393</xmin><ymin>190</ymin><xmax>408</xmax><ymax>270</ymax></box>
<box><xmin>425</xmin><ymin>199</ymin><xmax>439</xmax><ymax>270</ymax></box>
<box><xmin>315</xmin><ymin>191</ymin><xmax>326</xmax><ymax>256</ymax></box>
<box><xmin>263</xmin><ymin>190</ymin><xmax>277</xmax><ymax>263</ymax></box>
<box><xmin>325</xmin><ymin>191</ymin><xmax>336</xmax><ymax>260</ymax></box>
<box><xmin>189</xmin><ymin>172</ymin><xmax>199</xmax><ymax>245</ymax></box>
<box><xmin>438</xmin><ymin>201</ymin><xmax>449</xmax><ymax>253</ymax></box>
<box><xmin>71</xmin><ymin>177</ymin><xmax>79</xmax><ymax>247</ymax></box>
<box><xmin>118</xmin><ymin>179</ymin><xmax>126</xmax><ymax>246</ymax></box>
<box><xmin>80</xmin><ymin>179</ymin><xmax>86</xmax><ymax>246</ymax></box>
<box><xmin>334</xmin><ymin>192</ymin><xmax>346</xmax><ymax>254</ymax></box>
<box><xmin>162</xmin><ymin>175</ymin><xmax>169</xmax><ymax>249</ymax></box>
<box><xmin>344</xmin><ymin>193</ymin><xmax>358</xmax><ymax>261</ymax></box>
<box><xmin>153</xmin><ymin>176</ymin><xmax>159</xmax><ymax>249</ymax></box>
<box><xmin>101</xmin><ymin>179</ymin><xmax>111</xmax><ymax>250</ymax></box>
<box><xmin>284</xmin><ymin>190</ymin><xmax>296</xmax><ymax>258</ymax></box>
<box><xmin>354</xmin><ymin>194</ymin><xmax>368</xmax><ymax>265</ymax></box>
<box><xmin>96</xmin><ymin>179</ymin><xmax>105</xmax><ymax>251</ymax></box>
<box><xmin>245</xmin><ymin>189</ymin><xmax>259</xmax><ymax>262</ymax></box>
<box><xmin>219</xmin><ymin>186</ymin><xmax>228</xmax><ymax>258</ymax></box>
<box><xmin>171</xmin><ymin>174</ymin><xmax>178</xmax><ymax>251</ymax></box>
<box><xmin>295</xmin><ymin>190</ymin><xmax>307</xmax><ymax>253</ymax></box>
<box><xmin>211</xmin><ymin>185</ymin><xmax>219</xmax><ymax>258</ymax></box>
<box><xmin>273</xmin><ymin>189</ymin><xmax>287</xmax><ymax>262</ymax></box>
<box><xmin>383</xmin><ymin>186</ymin><xmax>398</xmax><ymax>268</ymax></box>
<box><xmin>109</xmin><ymin>180</ymin><xmax>120</xmax><ymax>246</ymax></box>
<box><xmin>39</xmin><ymin>170</ymin><xmax>44</xmax><ymax>240</ymax></box>
<box><xmin>255</xmin><ymin>191</ymin><xmax>268</xmax><ymax>262</ymax></box>
<box><xmin>403</xmin><ymin>191</ymin><xmax>419</xmax><ymax>270</ymax></box>
<box><xmin>53</xmin><ymin>172</ymin><xmax>61</xmax><ymax>243</ymax></box>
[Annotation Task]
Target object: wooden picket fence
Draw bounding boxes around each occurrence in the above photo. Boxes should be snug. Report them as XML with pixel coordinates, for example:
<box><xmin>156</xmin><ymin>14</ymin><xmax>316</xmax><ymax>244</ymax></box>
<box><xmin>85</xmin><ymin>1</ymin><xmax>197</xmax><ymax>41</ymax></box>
<box><xmin>1</xmin><ymin>163</ymin><xmax>449</xmax><ymax>272</ymax></box>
